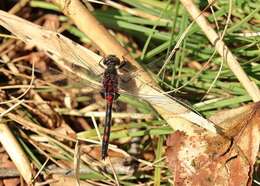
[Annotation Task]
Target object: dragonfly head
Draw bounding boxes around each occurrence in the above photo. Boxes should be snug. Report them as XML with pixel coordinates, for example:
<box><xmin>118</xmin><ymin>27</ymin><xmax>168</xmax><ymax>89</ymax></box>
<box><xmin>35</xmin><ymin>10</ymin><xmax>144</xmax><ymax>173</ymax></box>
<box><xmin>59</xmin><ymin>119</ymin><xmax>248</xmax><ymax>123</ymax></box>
<box><xmin>103</xmin><ymin>55</ymin><xmax>120</xmax><ymax>66</ymax></box>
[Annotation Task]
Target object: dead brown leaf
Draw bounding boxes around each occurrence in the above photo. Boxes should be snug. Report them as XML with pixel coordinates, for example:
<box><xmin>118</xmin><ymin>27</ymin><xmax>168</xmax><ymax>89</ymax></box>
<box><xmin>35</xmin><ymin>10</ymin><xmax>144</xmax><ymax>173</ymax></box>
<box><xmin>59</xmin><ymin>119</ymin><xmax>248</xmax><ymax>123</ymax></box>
<box><xmin>166</xmin><ymin>102</ymin><xmax>260</xmax><ymax>186</ymax></box>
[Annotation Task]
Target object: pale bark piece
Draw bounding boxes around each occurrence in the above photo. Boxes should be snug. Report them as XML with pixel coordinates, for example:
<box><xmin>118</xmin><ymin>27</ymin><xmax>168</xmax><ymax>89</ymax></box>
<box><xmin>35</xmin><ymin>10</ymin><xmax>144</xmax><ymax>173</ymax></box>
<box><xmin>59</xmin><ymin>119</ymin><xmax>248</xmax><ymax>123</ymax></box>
<box><xmin>0</xmin><ymin>124</ymin><xmax>32</xmax><ymax>184</ymax></box>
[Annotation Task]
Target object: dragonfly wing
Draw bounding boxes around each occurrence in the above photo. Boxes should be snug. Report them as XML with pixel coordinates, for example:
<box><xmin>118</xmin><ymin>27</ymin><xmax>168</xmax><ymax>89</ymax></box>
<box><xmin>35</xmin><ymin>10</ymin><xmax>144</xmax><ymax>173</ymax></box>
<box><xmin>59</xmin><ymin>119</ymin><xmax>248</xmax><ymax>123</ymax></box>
<box><xmin>43</xmin><ymin>33</ymin><xmax>106</xmax><ymax>88</ymax></box>
<box><xmin>54</xmin><ymin>33</ymin><xmax>103</xmax><ymax>78</ymax></box>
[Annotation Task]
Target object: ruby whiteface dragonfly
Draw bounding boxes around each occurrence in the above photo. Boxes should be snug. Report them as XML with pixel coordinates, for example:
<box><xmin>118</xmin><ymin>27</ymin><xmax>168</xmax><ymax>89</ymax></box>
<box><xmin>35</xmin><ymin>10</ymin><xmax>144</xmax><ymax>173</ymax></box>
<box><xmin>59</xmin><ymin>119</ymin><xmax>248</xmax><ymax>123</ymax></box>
<box><xmin>99</xmin><ymin>55</ymin><xmax>126</xmax><ymax>159</ymax></box>
<box><xmin>42</xmin><ymin>33</ymin><xmax>225</xmax><ymax>160</ymax></box>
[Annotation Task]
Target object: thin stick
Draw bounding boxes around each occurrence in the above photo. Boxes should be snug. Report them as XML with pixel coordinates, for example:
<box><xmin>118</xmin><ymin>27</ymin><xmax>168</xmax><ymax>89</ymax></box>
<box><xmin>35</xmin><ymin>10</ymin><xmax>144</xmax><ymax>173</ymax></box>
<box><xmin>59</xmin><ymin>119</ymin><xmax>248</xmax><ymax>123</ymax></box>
<box><xmin>32</xmin><ymin>158</ymin><xmax>50</xmax><ymax>183</ymax></box>
<box><xmin>107</xmin><ymin>157</ymin><xmax>120</xmax><ymax>186</ymax></box>
<box><xmin>74</xmin><ymin>140</ymin><xmax>81</xmax><ymax>186</ymax></box>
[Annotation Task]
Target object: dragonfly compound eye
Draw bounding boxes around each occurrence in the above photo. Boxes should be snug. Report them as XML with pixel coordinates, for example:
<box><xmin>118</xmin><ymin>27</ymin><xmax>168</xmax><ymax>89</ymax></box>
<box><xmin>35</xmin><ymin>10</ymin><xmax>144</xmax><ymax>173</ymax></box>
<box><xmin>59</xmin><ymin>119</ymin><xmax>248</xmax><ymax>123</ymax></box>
<box><xmin>104</xmin><ymin>55</ymin><xmax>120</xmax><ymax>66</ymax></box>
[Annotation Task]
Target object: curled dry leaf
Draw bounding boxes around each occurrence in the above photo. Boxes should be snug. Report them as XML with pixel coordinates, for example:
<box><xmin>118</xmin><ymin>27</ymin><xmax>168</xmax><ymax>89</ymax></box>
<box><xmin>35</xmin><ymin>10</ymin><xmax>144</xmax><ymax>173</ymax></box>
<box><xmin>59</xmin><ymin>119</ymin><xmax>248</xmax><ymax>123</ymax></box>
<box><xmin>166</xmin><ymin>102</ymin><xmax>260</xmax><ymax>186</ymax></box>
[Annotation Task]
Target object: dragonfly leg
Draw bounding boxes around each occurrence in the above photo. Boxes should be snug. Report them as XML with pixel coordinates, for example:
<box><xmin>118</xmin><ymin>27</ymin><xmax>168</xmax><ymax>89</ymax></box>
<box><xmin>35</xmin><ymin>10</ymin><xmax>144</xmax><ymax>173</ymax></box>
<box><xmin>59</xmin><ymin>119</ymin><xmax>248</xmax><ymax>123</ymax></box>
<box><xmin>99</xmin><ymin>58</ymin><xmax>106</xmax><ymax>69</ymax></box>
<box><xmin>118</xmin><ymin>56</ymin><xmax>128</xmax><ymax>69</ymax></box>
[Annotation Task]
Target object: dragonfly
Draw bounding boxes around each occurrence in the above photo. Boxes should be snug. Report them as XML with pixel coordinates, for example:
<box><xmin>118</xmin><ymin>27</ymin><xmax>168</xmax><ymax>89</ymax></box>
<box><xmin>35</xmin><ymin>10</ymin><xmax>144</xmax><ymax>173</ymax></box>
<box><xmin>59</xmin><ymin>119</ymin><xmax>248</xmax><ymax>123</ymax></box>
<box><xmin>99</xmin><ymin>55</ymin><xmax>126</xmax><ymax>159</ymax></box>
<box><xmin>43</xmin><ymin>33</ymin><xmax>230</xmax><ymax>160</ymax></box>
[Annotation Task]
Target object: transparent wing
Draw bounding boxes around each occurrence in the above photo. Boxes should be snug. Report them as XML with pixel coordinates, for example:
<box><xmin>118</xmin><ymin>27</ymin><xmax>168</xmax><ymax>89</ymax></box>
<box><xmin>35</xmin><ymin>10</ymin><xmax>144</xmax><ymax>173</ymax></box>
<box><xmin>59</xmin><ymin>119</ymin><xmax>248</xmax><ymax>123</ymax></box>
<box><xmin>50</xmin><ymin>33</ymin><xmax>103</xmax><ymax>82</ymax></box>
